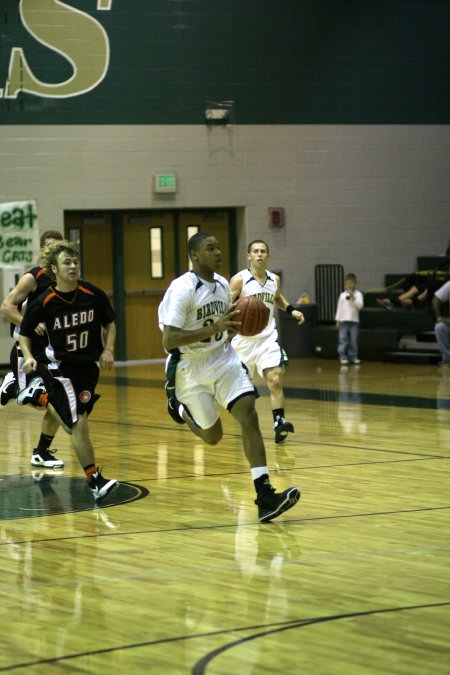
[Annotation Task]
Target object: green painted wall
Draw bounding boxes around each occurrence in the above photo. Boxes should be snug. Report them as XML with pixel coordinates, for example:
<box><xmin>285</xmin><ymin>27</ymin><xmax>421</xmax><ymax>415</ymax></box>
<box><xmin>0</xmin><ymin>0</ymin><xmax>449</xmax><ymax>124</ymax></box>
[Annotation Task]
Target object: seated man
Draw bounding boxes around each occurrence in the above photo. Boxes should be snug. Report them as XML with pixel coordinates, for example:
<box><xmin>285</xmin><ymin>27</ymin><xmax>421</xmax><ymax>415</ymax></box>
<box><xmin>378</xmin><ymin>269</ymin><xmax>450</xmax><ymax>310</ymax></box>
<box><xmin>432</xmin><ymin>279</ymin><xmax>450</xmax><ymax>367</ymax></box>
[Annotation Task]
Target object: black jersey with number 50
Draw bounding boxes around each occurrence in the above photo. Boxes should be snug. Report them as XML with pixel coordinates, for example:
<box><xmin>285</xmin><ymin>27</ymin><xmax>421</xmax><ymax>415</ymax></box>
<box><xmin>20</xmin><ymin>281</ymin><xmax>116</xmax><ymax>364</ymax></box>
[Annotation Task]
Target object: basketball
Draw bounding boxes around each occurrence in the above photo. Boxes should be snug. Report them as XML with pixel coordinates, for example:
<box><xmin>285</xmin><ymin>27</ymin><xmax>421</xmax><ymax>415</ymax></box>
<box><xmin>233</xmin><ymin>296</ymin><xmax>270</xmax><ymax>336</ymax></box>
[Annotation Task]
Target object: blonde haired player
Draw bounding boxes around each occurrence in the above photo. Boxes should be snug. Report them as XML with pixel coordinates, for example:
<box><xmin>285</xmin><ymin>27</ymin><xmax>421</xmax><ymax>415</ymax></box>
<box><xmin>230</xmin><ymin>239</ymin><xmax>304</xmax><ymax>444</ymax></box>
<box><xmin>0</xmin><ymin>230</ymin><xmax>64</xmax><ymax>469</ymax></box>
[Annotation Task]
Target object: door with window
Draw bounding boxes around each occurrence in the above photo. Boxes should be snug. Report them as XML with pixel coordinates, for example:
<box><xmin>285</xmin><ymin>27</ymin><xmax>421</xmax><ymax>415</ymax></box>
<box><xmin>65</xmin><ymin>209</ymin><xmax>235</xmax><ymax>360</ymax></box>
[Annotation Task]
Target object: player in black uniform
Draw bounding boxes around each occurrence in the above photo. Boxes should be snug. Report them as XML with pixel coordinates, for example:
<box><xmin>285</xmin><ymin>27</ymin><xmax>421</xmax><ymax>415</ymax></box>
<box><xmin>0</xmin><ymin>230</ymin><xmax>64</xmax><ymax>469</ymax></box>
<box><xmin>17</xmin><ymin>241</ymin><xmax>118</xmax><ymax>501</ymax></box>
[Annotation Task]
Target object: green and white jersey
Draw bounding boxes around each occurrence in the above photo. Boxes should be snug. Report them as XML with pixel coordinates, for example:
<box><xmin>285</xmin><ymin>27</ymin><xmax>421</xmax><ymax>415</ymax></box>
<box><xmin>235</xmin><ymin>268</ymin><xmax>277</xmax><ymax>340</ymax></box>
<box><xmin>158</xmin><ymin>270</ymin><xmax>231</xmax><ymax>356</ymax></box>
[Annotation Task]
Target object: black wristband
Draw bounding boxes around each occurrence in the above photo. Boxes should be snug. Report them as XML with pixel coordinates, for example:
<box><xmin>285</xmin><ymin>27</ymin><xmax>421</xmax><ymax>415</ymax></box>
<box><xmin>286</xmin><ymin>304</ymin><xmax>295</xmax><ymax>315</ymax></box>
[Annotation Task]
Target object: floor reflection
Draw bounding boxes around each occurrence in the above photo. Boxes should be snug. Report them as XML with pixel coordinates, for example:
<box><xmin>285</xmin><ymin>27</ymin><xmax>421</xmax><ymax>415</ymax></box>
<box><xmin>338</xmin><ymin>365</ymin><xmax>367</xmax><ymax>437</ymax></box>
<box><xmin>0</xmin><ymin>473</ymin><xmax>148</xmax><ymax>519</ymax></box>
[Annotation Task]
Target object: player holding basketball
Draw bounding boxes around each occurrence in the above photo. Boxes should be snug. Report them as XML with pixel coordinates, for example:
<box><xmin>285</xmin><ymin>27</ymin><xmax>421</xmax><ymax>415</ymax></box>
<box><xmin>230</xmin><ymin>239</ymin><xmax>304</xmax><ymax>444</ymax></box>
<box><xmin>17</xmin><ymin>241</ymin><xmax>118</xmax><ymax>501</ymax></box>
<box><xmin>158</xmin><ymin>231</ymin><xmax>300</xmax><ymax>523</ymax></box>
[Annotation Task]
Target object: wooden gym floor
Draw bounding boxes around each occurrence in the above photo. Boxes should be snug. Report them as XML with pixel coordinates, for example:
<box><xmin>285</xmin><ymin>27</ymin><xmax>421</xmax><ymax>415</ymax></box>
<box><xmin>0</xmin><ymin>357</ymin><xmax>449</xmax><ymax>674</ymax></box>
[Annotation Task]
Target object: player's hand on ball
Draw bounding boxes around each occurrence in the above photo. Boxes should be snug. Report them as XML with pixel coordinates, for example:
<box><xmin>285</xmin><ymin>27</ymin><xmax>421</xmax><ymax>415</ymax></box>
<box><xmin>216</xmin><ymin>305</ymin><xmax>241</xmax><ymax>335</ymax></box>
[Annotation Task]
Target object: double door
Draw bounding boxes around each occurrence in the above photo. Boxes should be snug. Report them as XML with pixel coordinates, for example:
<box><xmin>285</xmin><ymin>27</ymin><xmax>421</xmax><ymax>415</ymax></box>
<box><xmin>65</xmin><ymin>209</ymin><xmax>235</xmax><ymax>360</ymax></box>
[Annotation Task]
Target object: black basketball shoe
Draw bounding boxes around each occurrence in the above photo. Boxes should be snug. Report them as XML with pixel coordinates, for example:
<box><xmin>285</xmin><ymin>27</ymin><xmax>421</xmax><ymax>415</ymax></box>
<box><xmin>165</xmin><ymin>383</ymin><xmax>186</xmax><ymax>425</ymax></box>
<box><xmin>255</xmin><ymin>484</ymin><xmax>300</xmax><ymax>523</ymax></box>
<box><xmin>274</xmin><ymin>419</ymin><xmax>294</xmax><ymax>444</ymax></box>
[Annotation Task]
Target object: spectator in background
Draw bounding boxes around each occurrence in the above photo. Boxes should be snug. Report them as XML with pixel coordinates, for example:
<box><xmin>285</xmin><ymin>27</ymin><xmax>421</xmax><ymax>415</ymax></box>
<box><xmin>335</xmin><ymin>273</ymin><xmax>364</xmax><ymax>366</ymax></box>
<box><xmin>377</xmin><ymin>271</ymin><xmax>448</xmax><ymax>311</ymax></box>
<box><xmin>432</xmin><ymin>279</ymin><xmax>450</xmax><ymax>367</ymax></box>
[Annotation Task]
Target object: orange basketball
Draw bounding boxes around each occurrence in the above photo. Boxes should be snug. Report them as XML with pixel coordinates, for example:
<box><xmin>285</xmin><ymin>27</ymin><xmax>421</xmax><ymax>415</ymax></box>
<box><xmin>233</xmin><ymin>296</ymin><xmax>270</xmax><ymax>336</ymax></box>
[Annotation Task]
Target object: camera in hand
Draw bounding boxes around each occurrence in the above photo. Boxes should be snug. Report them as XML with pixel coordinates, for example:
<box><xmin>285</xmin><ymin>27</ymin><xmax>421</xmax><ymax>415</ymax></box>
<box><xmin>345</xmin><ymin>294</ymin><xmax>351</xmax><ymax>300</ymax></box>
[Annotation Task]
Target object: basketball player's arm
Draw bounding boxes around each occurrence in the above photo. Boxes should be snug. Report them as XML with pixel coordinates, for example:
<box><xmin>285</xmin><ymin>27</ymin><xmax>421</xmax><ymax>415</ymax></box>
<box><xmin>273</xmin><ymin>275</ymin><xmax>305</xmax><ymax>325</ymax></box>
<box><xmin>18</xmin><ymin>334</ymin><xmax>37</xmax><ymax>374</ymax></box>
<box><xmin>229</xmin><ymin>273</ymin><xmax>244</xmax><ymax>301</ymax></box>
<box><xmin>100</xmin><ymin>321</ymin><xmax>116</xmax><ymax>369</ymax></box>
<box><xmin>18</xmin><ymin>300</ymin><xmax>43</xmax><ymax>373</ymax></box>
<box><xmin>162</xmin><ymin>306</ymin><xmax>240</xmax><ymax>351</ymax></box>
<box><xmin>0</xmin><ymin>272</ymin><xmax>37</xmax><ymax>327</ymax></box>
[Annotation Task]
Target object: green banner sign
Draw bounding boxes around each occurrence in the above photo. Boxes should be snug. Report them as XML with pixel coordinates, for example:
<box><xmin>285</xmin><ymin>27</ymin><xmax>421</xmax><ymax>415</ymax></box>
<box><xmin>0</xmin><ymin>200</ymin><xmax>39</xmax><ymax>267</ymax></box>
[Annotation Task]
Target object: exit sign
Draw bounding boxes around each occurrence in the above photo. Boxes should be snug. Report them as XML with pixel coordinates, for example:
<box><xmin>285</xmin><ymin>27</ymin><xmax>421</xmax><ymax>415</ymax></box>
<box><xmin>153</xmin><ymin>173</ymin><xmax>177</xmax><ymax>193</ymax></box>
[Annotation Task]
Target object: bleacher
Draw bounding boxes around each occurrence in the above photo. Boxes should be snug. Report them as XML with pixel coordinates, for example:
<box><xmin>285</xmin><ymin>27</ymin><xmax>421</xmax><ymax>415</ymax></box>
<box><xmin>314</xmin><ymin>257</ymin><xmax>450</xmax><ymax>363</ymax></box>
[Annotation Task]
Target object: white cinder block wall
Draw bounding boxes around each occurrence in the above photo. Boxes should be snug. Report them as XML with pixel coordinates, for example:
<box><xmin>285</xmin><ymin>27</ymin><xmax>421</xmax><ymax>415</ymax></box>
<box><xmin>0</xmin><ymin>123</ymin><xmax>449</xmax><ymax>303</ymax></box>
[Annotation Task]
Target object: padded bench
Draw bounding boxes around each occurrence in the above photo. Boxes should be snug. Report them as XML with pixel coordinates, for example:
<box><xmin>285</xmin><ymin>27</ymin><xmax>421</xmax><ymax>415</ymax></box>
<box><xmin>313</xmin><ymin>325</ymin><xmax>399</xmax><ymax>361</ymax></box>
<box><xmin>359</xmin><ymin>307</ymin><xmax>434</xmax><ymax>332</ymax></box>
